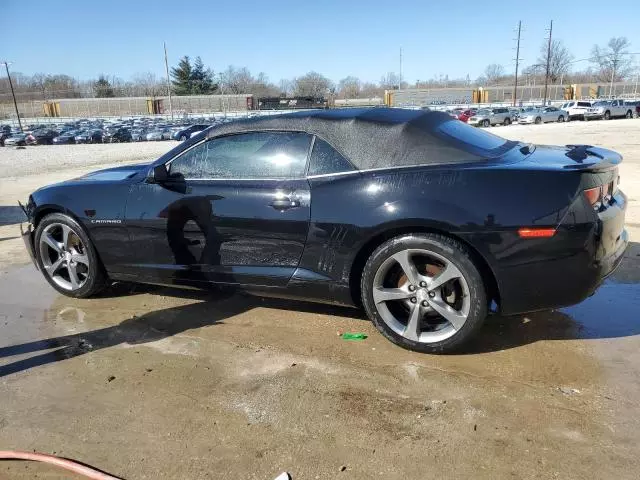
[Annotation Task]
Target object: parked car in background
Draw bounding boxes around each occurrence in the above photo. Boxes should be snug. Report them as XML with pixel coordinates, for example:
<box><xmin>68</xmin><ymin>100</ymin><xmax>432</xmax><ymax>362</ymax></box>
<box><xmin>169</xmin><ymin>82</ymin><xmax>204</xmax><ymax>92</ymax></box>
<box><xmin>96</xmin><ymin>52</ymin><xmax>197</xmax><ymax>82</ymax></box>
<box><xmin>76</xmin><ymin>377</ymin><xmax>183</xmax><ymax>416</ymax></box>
<box><xmin>173</xmin><ymin>124</ymin><xmax>210</xmax><ymax>141</ymax></box>
<box><xmin>518</xmin><ymin>106</ymin><xmax>566</xmax><ymax>124</ymax></box>
<box><xmin>624</xmin><ymin>100</ymin><xmax>640</xmax><ymax>118</ymax></box>
<box><xmin>131</xmin><ymin>128</ymin><xmax>149</xmax><ymax>142</ymax></box>
<box><xmin>560</xmin><ymin>101</ymin><xmax>592</xmax><ymax>120</ymax></box>
<box><xmin>508</xmin><ymin>108</ymin><xmax>521</xmax><ymax>121</ymax></box>
<box><xmin>75</xmin><ymin>129</ymin><xmax>104</xmax><ymax>144</ymax></box>
<box><xmin>20</xmin><ymin>108</ymin><xmax>628</xmax><ymax>354</ymax></box>
<box><xmin>146</xmin><ymin>128</ymin><xmax>172</xmax><ymax>141</ymax></box>
<box><xmin>53</xmin><ymin>131</ymin><xmax>79</xmax><ymax>144</ymax></box>
<box><xmin>467</xmin><ymin>107</ymin><xmax>512</xmax><ymax>127</ymax></box>
<box><xmin>584</xmin><ymin>99</ymin><xmax>634</xmax><ymax>120</ymax></box>
<box><xmin>455</xmin><ymin>109</ymin><xmax>476</xmax><ymax>123</ymax></box>
<box><xmin>103</xmin><ymin>127</ymin><xmax>132</xmax><ymax>143</ymax></box>
<box><xmin>1</xmin><ymin>130</ymin><xmax>14</xmax><ymax>146</ymax></box>
<box><xmin>4</xmin><ymin>133</ymin><xmax>32</xmax><ymax>146</ymax></box>
<box><xmin>32</xmin><ymin>129</ymin><xmax>58</xmax><ymax>145</ymax></box>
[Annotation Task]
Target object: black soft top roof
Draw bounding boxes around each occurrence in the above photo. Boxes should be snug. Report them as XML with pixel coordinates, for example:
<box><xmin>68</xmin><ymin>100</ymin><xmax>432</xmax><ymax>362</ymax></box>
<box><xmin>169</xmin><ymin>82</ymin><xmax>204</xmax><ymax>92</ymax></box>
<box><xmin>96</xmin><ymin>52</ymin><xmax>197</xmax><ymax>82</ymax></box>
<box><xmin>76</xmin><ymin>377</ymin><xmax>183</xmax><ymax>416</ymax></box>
<box><xmin>206</xmin><ymin>107</ymin><xmax>490</xmax><ymax>170</ymax></box>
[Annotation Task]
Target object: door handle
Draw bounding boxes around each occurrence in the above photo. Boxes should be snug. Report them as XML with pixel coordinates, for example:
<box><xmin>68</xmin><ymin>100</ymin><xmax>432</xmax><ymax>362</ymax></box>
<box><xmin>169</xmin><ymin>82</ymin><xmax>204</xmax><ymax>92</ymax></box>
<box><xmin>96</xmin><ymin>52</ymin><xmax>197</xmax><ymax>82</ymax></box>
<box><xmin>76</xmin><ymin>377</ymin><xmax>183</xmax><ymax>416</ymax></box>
<box><xmin>269</xmin><ymin>198</ymin><xmax>298</xmax><ymax>210</ymax></box>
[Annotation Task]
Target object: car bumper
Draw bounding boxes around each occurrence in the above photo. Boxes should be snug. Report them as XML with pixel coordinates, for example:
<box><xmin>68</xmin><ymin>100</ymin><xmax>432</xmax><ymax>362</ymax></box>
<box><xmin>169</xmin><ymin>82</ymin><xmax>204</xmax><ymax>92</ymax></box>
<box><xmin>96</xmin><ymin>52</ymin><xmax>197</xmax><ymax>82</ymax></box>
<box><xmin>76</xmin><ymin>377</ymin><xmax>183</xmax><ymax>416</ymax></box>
<box><xmin>20</xmin><ymin>222</ymin><xmax>38</xmax><ymax>270</ymax></box>
<box><xmin>584</xmin><ymin>112</ymin><xmax>603</xmax><ymax>119</ymax></box>
<box><xmin>464</xmin><ymin>190</ymin><xmax>628</xmax><ymax>315</ymax></box>
<box><xmin>518</xmin><ymin>118</ymin><xmax>535</xmax><ymax>124</ymax></box>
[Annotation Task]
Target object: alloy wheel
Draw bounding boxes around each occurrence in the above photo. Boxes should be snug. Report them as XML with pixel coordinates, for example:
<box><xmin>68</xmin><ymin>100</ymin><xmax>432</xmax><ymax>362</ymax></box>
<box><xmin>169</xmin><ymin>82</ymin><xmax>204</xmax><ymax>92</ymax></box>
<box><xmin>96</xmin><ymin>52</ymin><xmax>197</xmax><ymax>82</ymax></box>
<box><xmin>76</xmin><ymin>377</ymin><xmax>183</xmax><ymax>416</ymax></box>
<box><xmin>38</xmin><ymin>223</ymin><xmax>90</xmax><ymax>291</ymax></box>
<box><xmin>372</xmin><ymin>248</ymin><xmax>470</xmax><ymax>343</ymax></box>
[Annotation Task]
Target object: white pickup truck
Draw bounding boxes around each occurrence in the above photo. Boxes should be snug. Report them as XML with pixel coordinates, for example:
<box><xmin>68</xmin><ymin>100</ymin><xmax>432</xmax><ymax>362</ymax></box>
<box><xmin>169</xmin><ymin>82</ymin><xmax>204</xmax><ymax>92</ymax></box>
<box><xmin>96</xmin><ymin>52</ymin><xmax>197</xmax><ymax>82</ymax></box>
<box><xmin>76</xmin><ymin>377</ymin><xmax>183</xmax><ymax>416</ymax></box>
<box><xmin>584</xmin><ymin>99</ymin><xmax>634</xmax><ymax>120</ymax></box>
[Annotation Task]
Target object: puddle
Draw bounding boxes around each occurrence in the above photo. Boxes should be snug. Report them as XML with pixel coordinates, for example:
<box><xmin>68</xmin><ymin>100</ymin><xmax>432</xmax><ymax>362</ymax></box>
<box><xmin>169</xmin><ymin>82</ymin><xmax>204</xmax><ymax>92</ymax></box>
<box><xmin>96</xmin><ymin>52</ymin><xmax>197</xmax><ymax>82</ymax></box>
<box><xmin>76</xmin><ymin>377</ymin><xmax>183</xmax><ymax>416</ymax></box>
<box><xmin>561</xmin><ymin>281</ymin><xmax>640</xmax><ymax>339</ymax></box>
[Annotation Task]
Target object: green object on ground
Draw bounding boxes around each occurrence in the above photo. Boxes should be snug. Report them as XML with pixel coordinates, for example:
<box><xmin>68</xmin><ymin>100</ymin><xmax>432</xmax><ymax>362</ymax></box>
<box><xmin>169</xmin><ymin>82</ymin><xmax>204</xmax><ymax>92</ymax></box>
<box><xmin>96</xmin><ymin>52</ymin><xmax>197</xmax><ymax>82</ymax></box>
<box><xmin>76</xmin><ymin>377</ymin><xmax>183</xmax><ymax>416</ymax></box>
<box><xmin>341</xmin><ymin>332</ymin><xmax>368</xmax><ymax>341</ymax></box>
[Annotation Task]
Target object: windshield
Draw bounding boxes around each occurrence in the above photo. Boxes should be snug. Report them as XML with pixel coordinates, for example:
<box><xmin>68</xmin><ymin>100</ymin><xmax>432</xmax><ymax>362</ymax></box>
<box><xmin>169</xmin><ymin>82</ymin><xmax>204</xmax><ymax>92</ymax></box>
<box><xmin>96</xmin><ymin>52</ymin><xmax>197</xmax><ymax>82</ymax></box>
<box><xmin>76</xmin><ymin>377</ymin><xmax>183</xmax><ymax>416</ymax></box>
<box><xmin>476</xmin><ymin>109</ymin><xmax>491</xmax><ymax>116</ymax></box>
<box><xmin>593</xmin><ymin>101</ymin><xmax>610</xmax><ymax>106</ymax></box>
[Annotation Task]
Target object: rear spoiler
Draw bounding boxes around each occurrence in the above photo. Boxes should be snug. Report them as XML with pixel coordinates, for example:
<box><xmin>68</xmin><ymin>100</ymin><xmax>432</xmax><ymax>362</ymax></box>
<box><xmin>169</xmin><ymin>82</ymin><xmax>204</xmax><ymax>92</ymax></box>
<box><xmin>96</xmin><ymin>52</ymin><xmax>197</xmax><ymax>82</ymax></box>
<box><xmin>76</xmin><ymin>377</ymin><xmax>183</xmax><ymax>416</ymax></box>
<box><xmin>564</xmin><ymin>145</ymin><xmax>622</xmax><ymax>171</ymax></box>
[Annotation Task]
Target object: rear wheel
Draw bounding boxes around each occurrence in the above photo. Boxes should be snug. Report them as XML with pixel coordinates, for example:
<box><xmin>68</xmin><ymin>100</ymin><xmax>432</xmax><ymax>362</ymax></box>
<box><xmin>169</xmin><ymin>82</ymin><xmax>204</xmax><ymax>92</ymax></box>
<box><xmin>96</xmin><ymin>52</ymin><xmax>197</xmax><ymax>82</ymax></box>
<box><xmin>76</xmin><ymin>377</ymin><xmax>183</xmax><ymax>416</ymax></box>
<box><xmin>361</xmin><ymin>233</ymin><xmax>488</xmax><ymax>353</ymax></box>
<box><xmin>604</xmin><ymin>110</ymin><xmax>611</xmax><ymax>120</ymax></box>
<box><xmin>482</xmin><ymin>119</ymin><xmax>490</xmax><ymax>127</ymax></box>
<box><xmin>626</xmin><ymin>110</ymin><xmax>633</xmax><ymax>119</ymax></box>
<box><xmin>535</xmin><ymin>116</ymin><xmax>542</xmax><ymax>124</ymax></box>
<box><xmin>180</xmin><ymin>135</ymin><xmax>188</xmax><ymax>141</ymax></box>
<box><xmin>503</xmin><ymin>117</ymin><xmax>511</xmax><ymax>126</ymax></box>
<box><xmin>35</xmin><ymin>213</ymin><xmax>107</xmax><ymax>298</ymax></box>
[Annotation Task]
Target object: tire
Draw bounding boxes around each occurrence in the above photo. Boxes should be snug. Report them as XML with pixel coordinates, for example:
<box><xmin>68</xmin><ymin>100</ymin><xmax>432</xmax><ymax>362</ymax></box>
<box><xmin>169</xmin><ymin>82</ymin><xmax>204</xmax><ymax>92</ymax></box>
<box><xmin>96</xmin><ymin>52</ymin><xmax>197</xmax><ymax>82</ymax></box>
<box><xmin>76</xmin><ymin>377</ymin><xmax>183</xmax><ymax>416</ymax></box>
<box><xmin>361</xmin><ymin>233</ymin><xmax>488</xmax><ymax>353</ymax></box>
<box><xmin>180</xmin><ymin>135</ymin><xmax>188</xmax><ymax>141</ymax></box>
<box><xmin>626</xmin><ymin>110</ymin><xmax>633</xmax><ymax>119</ymax></box>
<box><xmin>604</xmin><ymin>110</ymin><xmax>611</xmax><ymax>120</ymax></box>
<box><xmin>503</xmin><ymin>117</ymin><xmax>511</xmax><ymax>126</ymax></box>
<box><xmin>482</xmin><ymin>119</ymin><xmax>490</xmax><ymax>127</ymax></box>
<box><xmin>558</xmin><ymin>115</ymin><xmax>565</xmax><ymax>123</ymax></box>
<box><xmin>34</xmin><ymin>213</ymin><xmax>107</xmax><ymax>298</ymax></box>
<box><xmin>534</xmin><ymin>117</ymin><xmax>542</xmax><ymax>124</ymax></box>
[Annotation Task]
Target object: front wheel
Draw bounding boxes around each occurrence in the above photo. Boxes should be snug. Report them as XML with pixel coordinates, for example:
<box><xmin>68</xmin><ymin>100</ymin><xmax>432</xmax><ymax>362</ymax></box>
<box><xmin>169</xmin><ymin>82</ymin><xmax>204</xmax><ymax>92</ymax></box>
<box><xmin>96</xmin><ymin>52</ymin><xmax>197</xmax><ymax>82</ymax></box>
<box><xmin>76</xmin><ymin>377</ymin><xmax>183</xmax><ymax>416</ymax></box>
<box><xmin>558</xmin><ymin>115</ymin><xmax>565</xmax><ymax>122</ymax></box>
<box><xmin>604</xmin><ymin>110</ymin><xmax>611</xmax><ymax>120</ymax></box>
<box><xmin>626</xmin><ymin>110</ymin><xmax>633</xmax><ymax>119</ymax></box>
<box><xmin>180</xmin><ymin>135</ymin><xmax>188</xmax><ymax>141</ymax></box>
<box><xmin>35</xmin><ymin>213</ymin><xmax>107</xmax><ymax>298</ymax></box>
<box><xmin>361</xmin><ymin>233</ymin><xmax>488</xmax><ymax>353</ymax></box>
<box><xmin>535</xmin><ymin>117</ymin><xmax>542</xmax><ymax>124</ymax></box>
<box><xmin>503</xmin><ymin>117</ymin><xmax>511</xmax><ymax>126</ymax></box>
<box><xmin>482</xmin><ymin>119</ymin><xmax>490</xmax><ymax>127</ymax></box>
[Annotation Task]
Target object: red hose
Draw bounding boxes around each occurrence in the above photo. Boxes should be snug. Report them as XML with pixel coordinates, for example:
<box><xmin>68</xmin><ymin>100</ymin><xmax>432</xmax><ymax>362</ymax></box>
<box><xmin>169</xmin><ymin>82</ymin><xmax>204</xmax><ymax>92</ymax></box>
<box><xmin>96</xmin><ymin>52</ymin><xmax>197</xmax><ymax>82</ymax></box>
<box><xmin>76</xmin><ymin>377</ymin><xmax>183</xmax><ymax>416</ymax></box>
<box><xmin>0</xmin><ymin>450</ymin><xmax>122</xmax><ymax>479</ymax></box>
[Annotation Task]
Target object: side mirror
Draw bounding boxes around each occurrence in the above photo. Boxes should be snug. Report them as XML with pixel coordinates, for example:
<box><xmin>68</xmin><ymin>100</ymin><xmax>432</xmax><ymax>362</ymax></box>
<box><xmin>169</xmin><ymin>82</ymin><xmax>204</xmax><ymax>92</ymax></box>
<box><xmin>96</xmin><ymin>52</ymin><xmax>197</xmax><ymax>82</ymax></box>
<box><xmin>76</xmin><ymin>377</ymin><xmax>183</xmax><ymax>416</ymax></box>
<box><xmin>148</xmin><ymin>164</ymin><xmax>168</xmax><ymax>184</ymax></box>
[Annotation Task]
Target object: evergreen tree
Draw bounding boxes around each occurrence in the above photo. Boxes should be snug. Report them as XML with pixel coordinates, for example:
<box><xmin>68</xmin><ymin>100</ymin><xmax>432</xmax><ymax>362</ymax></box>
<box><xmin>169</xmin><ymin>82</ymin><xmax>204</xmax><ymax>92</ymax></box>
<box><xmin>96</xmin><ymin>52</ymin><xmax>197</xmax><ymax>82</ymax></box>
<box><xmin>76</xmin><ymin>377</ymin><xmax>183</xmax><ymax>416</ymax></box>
<box><xmin>94</xmin><ymin>75</ymin><xmax>115</xmax><ymax>98</ymax></box>
<box><xmin>191</xmin><ymin>56</ymin><xmax>217</xmax><ymax>94</ymax></box>
<box><xmin>171</xmin><ymin>56</ymin><xmax>193</xmax><ymax>95</ymax></box>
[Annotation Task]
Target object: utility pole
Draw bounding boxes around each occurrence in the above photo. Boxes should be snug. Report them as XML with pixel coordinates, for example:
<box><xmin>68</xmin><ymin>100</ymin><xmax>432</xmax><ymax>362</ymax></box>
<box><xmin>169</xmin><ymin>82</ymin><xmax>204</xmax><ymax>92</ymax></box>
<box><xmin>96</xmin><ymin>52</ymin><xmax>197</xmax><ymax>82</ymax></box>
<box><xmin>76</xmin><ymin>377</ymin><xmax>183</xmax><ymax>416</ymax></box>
<box><xmin>1</xmin><ymin>62</ymin><xmax>23</xmax><ymax>132</ymax></box>
<box><xmin>513</xmin><ymin>21</ymin><xmax>522</xmax><ymax>107</ymax></box>
<box><xmin>163</xmin><ymin>42</ymin><xmax>174</xmax><ymax>119</ymax></box>
<box><xmin>542</xmin><ymin>20</ymin><xmax>553</xmax><ymax>106</ymax></box>
<box><xmin>609</xmin><ymin>56</ymin><xmax>617</xmax><ymax>98</ymax></box>
<box><xmin>399</xmin><ymin>47</ymin><xmax>403</xmax><ymax>90</ymax></box>
<box><xmin>634</xmin><ymin>58</ymin><xmax>639</xmax><ymax>97</ymax></box>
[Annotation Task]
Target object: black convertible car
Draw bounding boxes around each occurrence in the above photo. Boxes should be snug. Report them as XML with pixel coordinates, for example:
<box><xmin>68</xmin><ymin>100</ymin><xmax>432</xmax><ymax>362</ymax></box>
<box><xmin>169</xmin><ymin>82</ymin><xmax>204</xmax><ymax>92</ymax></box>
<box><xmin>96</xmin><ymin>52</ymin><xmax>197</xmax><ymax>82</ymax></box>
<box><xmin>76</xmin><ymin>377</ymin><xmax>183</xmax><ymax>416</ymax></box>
<box><xmin>20</xmin><ymin>108</ymin><xmax>628</xmax><ymax>353</ymax></box>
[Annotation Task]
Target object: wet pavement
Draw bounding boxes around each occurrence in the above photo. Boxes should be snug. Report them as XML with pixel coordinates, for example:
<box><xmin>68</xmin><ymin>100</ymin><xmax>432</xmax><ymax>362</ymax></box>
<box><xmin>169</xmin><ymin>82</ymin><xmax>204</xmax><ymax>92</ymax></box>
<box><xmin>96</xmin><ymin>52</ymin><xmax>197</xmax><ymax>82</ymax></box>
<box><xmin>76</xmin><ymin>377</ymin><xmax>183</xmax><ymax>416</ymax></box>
<box><xmin>1</xmin><ymin>262</ymin><xmax>640</xmax><ymax>479</ymax></box>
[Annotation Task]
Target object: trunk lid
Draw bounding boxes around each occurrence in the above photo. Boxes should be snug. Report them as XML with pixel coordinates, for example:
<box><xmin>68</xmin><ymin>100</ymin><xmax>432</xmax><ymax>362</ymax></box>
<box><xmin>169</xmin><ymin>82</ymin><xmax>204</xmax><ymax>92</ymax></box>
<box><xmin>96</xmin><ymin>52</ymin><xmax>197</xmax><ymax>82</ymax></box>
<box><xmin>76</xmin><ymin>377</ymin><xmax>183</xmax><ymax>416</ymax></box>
<box><xmin>516</xmin><ymin>144</ymin><xmax>622</xmax><ymax>172</ymax></box>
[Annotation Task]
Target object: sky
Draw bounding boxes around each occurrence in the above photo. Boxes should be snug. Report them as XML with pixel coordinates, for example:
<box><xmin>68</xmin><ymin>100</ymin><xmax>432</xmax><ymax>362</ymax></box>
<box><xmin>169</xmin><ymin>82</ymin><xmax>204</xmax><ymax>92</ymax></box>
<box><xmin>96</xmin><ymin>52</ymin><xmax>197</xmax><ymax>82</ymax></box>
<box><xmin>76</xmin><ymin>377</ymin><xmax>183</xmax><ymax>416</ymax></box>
<box><xmin>1</xmin><ymin>0</ymin><xmax>640</xmax><ymax>85</ymax></box>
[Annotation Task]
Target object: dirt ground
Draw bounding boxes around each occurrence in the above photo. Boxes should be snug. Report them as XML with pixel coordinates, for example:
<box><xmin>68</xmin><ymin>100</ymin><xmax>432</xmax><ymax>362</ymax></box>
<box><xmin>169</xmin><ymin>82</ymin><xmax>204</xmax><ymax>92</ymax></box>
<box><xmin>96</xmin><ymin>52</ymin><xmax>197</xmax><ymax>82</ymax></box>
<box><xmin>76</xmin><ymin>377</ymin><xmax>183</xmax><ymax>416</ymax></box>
<box><xmin>0</xmin><ymin>119</ymin><xmax>639</xmax><ymax>480</ymax></box>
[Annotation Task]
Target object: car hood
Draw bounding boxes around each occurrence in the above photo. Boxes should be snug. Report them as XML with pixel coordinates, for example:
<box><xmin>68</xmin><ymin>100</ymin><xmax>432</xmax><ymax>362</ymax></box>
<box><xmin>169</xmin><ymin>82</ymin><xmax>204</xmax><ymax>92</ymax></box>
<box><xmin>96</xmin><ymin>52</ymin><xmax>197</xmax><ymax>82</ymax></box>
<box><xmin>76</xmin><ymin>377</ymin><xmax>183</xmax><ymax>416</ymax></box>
<box><xmin>72</xmin><ymin>163</ymin><xmax>151</xmax><ymax>182</ymax></box>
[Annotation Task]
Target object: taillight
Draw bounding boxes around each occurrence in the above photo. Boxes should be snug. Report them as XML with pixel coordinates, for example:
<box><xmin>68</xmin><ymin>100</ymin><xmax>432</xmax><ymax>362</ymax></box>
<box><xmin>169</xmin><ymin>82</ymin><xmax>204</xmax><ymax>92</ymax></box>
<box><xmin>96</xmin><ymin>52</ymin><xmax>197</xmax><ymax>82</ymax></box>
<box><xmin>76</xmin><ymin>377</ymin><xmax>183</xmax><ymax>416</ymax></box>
<box><xmin>584</xmin><ymin>186</ymin><xmax>602</xmax><ymax>208</ymax></box>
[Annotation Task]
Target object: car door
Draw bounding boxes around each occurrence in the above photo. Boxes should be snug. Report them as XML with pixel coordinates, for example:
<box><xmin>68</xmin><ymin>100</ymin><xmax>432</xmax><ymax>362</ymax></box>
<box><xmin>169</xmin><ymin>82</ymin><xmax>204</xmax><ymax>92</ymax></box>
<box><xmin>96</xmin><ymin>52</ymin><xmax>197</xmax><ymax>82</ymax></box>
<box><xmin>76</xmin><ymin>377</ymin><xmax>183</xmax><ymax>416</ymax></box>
<box><xmin>544</xmin><ymin>107</ymin><xmax>555</xmax><ymax>122</ymax></box>
<box><xmin>124</xmin><ymin>131</ymin><xmax>312</xmax><ymax>287</ymax></box>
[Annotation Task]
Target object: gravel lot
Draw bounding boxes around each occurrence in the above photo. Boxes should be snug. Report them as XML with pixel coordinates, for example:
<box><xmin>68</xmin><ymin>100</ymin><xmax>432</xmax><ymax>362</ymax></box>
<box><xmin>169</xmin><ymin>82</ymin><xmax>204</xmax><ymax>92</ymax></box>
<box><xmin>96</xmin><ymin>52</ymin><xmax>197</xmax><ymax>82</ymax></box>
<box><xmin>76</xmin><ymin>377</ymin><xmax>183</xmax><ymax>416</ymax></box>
<box><xmin>1</xmin><ymin>119</ymin><xmax>640</xmax><ymax>479</ymax></box>
<box><xmin>0</xmin><ymin>141</ymin><xmax>175</xmax><ymax>178</ymax></box>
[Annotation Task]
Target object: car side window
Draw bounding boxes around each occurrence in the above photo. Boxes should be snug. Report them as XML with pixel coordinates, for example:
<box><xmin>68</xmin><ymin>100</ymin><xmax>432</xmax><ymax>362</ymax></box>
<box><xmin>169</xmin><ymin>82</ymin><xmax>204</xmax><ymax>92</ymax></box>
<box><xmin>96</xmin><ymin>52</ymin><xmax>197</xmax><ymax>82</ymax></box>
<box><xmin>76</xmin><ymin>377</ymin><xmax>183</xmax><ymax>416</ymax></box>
<box><xmin>308</xmin><ymin>138</ymin><xmax>356</xmax><ymax>176</ymax></box>
<box><xmin>170</xmin><ymin>131</ymin><xmax>312</xmax><ymax>179</ymax></box>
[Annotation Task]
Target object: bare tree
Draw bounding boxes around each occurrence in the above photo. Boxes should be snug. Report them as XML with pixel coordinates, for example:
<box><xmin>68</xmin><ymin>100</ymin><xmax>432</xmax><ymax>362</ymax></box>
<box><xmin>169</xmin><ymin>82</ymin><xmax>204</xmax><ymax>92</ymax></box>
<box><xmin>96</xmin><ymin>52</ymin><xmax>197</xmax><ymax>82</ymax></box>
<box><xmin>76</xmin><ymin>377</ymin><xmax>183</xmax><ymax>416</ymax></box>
<box><xmin>380</xmin><ymin>72</ymin><xmax>403</xmax><ymax>90</ymax></box>
<box><xmin>337</xmin><ymin>76</ymin><xmax>361</xmax><ymax>98</ymax></box>
<box><xmin>220</xmin><ymin>66</ymin><xmax>254</xmax><ymax>94</ymax></box>
<box><xmin>278</xmin><ymin>79</ymin><xmax>293</xmax><ymax>96</ymax></box>
<box><xmin>482</xmin><ymin>64</ymin><xmax>505</xmax><ymax>85</ymax></box>
<box><xmin>536</xmin><ymin>39</ymin><xmax>573</xmax><ymax>83</ymax></box>
<box><xmin>131</xmin><ymin>72</ymin><xmax>164</xmax><ymax>97</ymax></box>
<box><xmin>293</xmin><ymin>71</ymin><xmax>333</xmax><ymax>97</ymax></box>
<box><xmin>360</xmin><ymin>82</ymin><xmax>382</xmax><ymax>98</ymax></box>
<box><xmin>591</xmin><ymin>37</ymin><xmax>634</xmax><ymax>82</ymax></box>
